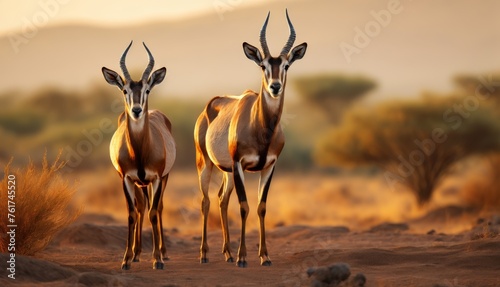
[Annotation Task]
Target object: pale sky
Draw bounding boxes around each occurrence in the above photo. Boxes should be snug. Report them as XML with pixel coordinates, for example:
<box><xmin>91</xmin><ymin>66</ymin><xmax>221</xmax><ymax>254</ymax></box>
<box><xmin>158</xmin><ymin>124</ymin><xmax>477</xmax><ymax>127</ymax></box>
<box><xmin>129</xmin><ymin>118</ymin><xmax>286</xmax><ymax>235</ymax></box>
<box><xmin>0</xmin><ymin>0</ymin><xmax>269</xmax><ymax>36</ymax></box>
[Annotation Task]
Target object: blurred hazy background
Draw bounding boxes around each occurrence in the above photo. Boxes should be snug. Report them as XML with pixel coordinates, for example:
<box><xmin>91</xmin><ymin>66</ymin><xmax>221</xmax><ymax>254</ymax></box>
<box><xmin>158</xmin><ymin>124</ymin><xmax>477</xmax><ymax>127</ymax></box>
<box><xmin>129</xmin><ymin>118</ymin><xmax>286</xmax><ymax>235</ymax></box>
<box><xmin>1</xmin><ymin>0</ymin><xmax>500</xmax><ymax>233</ymax></box>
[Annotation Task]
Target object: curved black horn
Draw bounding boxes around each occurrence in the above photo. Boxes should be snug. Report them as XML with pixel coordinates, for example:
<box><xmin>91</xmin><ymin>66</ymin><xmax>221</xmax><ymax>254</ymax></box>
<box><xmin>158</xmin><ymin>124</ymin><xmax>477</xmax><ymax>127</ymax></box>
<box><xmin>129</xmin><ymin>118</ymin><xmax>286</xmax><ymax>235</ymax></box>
<box><xmin>280</xmin><ymin>9</ymin><xmax>296</xmax><ymax>56</ymax></box>
<box><xmin>141</xmin><ymin>42</ymin><xmax>155</xmax><ymax>82</ymax></box>
<box><xmin>120</xmin><ymin>41</ymin><xmax>133</xmax><ymax>82</ymax></box>
<box><xmin>259</xmin><ymin>11</ymin><xmax>270</xmax><ymax>57</ymax></box>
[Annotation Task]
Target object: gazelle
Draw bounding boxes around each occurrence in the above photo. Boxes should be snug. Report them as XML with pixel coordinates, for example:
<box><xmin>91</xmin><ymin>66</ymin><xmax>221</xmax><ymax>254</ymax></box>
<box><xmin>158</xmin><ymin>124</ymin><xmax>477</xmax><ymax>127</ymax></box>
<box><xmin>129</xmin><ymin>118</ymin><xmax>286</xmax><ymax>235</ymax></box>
<box><xmin>194</xmin><ymin>10</ymin><xmax>307</xmax><ymax>267</ymax></box>
<box><xmin>101</xmin><ymin>41</ymin><xmax>176</xmax><ymax>270</ymax></box>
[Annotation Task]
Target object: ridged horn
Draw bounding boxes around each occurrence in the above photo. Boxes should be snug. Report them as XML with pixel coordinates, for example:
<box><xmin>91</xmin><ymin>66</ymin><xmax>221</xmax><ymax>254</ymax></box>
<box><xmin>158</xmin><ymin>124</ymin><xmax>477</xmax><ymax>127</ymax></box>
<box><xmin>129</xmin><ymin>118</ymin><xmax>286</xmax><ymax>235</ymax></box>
<box><xmin>120</xmin><ymin>41</ymin><xmax>133</xmax><ymax>82</ymax></box>
<box><xmin>260</xmin><ymin>11</ymin><xmax>270</xmax><ymax>57</ymax></box>
<box><xmin>280</xmin><ymin>9</ymin><xmax>296</xmax><ymax>56</ymax></box>
<box><xmin>141</xmin><ymin>42</ymin><xmax>155</xmax><ymax>82</ymax></box>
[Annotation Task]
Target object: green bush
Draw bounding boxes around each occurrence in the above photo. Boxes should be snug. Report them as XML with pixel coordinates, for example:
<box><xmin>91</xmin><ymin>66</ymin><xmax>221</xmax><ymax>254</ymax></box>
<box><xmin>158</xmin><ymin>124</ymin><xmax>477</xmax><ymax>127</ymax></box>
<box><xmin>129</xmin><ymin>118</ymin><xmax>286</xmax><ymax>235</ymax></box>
<box><xmin>294</xmin><ymin>73</ymin><xmax>376</xmax><ymax>123</ymax></box>
<box><xmin>0</xmin><ymin>85</ymin><xmax>318</xmax><ymax>172</ymax></box>
<box><xmin>317</xmin><ymin>95</ymin><xmax>500</xmax><ymax>204</ymax></box>
<box><xmin>0</xmin><ymin>110</ymin><xmax>46</xmax><ymax>136</ymax></box>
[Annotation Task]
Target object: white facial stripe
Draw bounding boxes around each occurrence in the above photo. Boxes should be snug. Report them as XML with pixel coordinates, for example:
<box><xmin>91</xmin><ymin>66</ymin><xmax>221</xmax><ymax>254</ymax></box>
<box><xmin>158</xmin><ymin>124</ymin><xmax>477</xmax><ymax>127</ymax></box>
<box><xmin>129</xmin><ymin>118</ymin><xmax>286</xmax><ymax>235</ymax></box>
<box><xmin>125</xmin><ymin>87</ymin><xmax>132</xmax><ymax>106</ymax></box>
<box><xmin>262</xmin><ymin>59</ymin><xmax>289</xmax><ymax>93</ymax></box>
<box><xmin>263</xmin><ymin>61</ymin><xmax>271</xmax><ymax>71</ymax></box>
<box><xmin>262</xmin><ymin>61</ymin><xmax>270</xmax><ymax>80</ymax></box>
<box><xmin>140</xmin><ymin>85</ymin><xmax>147</xmax><ymax>106</ymax></box>
<box><xmin>281</xmin><ymin>61</ymin><xmax>288</xmax><ymax>78</ymax></box>
<box><xmin>122</xmin><ymin>82</ymin><xmax>152</xmax><ymax>120</ymax></box>
<box><xmin>124</xmin><ymin>84</ymin><xmax>150</xmax><ymax>108</ymax></box>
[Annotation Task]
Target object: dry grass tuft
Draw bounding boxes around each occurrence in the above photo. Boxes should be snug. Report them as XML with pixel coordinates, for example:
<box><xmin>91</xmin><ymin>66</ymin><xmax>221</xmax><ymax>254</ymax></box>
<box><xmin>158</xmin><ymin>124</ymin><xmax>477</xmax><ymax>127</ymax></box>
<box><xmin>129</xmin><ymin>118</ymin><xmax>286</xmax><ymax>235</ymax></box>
<box><xmin>461</xmin><ymin>155</ymin><xmax>500</xmax><ymax>211</ymax></box>
<box><xmin>0</xmin><ymin>153</ymin><xmax>81</xmax><ymax>255</ymax></box>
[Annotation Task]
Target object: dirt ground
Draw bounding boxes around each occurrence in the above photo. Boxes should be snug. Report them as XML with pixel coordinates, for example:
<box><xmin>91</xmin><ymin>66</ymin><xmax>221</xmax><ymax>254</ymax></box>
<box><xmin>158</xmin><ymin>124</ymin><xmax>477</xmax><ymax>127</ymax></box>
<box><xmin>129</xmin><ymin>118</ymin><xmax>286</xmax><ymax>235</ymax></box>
<box><xmin>1</xmin><ymin>211</ymin><xmax>499</xmax><ymax>287</ymax></box>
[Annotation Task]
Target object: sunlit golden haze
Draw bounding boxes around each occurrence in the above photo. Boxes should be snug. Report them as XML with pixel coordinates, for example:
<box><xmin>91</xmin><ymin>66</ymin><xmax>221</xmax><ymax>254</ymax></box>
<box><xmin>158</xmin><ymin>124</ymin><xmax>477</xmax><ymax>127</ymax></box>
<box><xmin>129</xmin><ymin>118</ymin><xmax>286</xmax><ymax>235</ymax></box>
<box><xmin>0</xmin><ymin>0</ymin><xmax>270</xmax><ymax>36</ymax></box>
<box><xmin>0</xmin><ymin>0</ymin><xmax>498</xmax><ymax>100</ymax></box>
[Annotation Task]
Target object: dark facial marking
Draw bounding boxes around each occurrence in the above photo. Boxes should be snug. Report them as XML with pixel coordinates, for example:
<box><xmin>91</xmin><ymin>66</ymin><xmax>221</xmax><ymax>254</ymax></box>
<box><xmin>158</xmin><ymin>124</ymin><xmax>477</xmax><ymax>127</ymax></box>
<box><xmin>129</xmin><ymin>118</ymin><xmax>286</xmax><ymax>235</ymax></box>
<box><xmin>267</xmin><ymin>57</ymin><xmax>283</xmax><ymax>80</ymax></box>
<box><xmin>128</xmin><ymin>81</ymin><xmax>144</xmax><ymax>105</ymax></box>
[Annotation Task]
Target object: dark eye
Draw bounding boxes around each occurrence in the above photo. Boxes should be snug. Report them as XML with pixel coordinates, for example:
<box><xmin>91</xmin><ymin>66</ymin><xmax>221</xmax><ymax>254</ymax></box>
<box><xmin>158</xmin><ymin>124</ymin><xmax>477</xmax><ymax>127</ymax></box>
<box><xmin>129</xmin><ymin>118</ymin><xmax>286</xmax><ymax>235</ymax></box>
<box><xmin>146</xmin><ymin>90</ymin><xmax>150</xmax><ymax>94</ymax></box>
<box><xmin>260</xmin><ymin>64</ymin><xmax>265</xmax><ymax>70</ymax></box>
<box><xmin>284</xmin><ymin>64</ymin><xmax>290</xmax><ymax>71</ymax></box>
<box><xmin>123</xmin><ymin>90</ymin><xmax>127</xmax><ymax>95</ymax></box>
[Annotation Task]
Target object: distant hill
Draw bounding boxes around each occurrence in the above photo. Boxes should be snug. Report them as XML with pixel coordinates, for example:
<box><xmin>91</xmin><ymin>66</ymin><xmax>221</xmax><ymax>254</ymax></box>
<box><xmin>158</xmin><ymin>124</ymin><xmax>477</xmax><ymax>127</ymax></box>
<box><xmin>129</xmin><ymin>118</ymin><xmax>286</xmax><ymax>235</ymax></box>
<box><xmin>1</xmin><ymin>0</ymin><xmax>499</xmax><ymax>101</ymax></box>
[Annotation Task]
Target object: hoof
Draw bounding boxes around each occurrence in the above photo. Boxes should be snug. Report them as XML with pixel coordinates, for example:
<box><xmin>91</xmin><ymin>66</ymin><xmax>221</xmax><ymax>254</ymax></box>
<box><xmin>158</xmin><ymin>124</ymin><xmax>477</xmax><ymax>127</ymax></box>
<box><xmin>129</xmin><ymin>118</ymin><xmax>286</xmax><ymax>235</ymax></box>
<box><xmin>236</xmin><ymin>260</ymin><xmax>248</xmax><ymax>268</ymax></box>
<box><xmin>226</xmin><ymin>257</ymin><xmax>234</xmax><ymax>263</ymax></box>
<box><xmin>153</xmin><ymin>262</ymin><xmax>164</xmax><ymax>270</ymax></box>
<box><xmin>200</xmin><ymin>258</ymin><xmax>209</xmax><ymax>264</ymax></box>
<box><xmin>132</xmin><ymin>252</ymin><xmax>141</xmax><ymax>262</ymax></box>
<box><xmin>261</xmin><ymin>260</ymin><xmax>272</xmax><ymax>266</ymax></box>
<box><xmin>121</xmin><ymin>263</ymin><xmax>131</xmax><ymax>270</ymax></box>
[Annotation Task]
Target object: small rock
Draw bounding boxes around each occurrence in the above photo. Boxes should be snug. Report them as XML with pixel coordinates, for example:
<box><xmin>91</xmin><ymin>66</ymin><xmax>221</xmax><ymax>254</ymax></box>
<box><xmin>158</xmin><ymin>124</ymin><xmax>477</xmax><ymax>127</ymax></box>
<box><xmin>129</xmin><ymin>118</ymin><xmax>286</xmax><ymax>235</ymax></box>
<box><xmin>329</xmin><ymin>263</ymin><xmax>351</xmax><ymax>283</ymax></box>
<box><xmin>308</xmin><ymin>263</ymin><xmax>351</xmax><ymax>286</ymax></box>
<box><xmin>349</xmin><ymin>273</ymin><xmax>366</xmax><ymax>287</ymax></box>
<box><xmin>307</xmin><ymin>266</ymin><xmax>333</xmax><ymax>282</ymax></box>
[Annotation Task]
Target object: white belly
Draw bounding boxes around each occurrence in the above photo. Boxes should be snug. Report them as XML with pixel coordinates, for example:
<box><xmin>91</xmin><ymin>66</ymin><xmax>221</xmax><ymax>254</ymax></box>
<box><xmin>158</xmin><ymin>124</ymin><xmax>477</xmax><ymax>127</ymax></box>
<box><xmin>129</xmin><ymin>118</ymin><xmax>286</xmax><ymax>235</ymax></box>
<box><xmin>205</xmin><ymin>118</ymin><xmax>233</xmax><ymax>170</ymax></box>
<box><xmin>241</xmin><ymin>154</ymin><xmax>278</xmax><ymax>171</ymax></box>
<box><xmin>161</xmin><ymin>131</ymin><xmax>176</xmax><ymax>176</ymax></box>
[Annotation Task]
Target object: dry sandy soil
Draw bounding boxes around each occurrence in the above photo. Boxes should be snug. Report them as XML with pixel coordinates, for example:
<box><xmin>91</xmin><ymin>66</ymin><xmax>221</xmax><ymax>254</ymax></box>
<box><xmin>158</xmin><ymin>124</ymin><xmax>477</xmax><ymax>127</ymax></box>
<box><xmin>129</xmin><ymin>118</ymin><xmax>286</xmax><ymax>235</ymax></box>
<box><xmin>1</xmin><ymin>211</ymin><xmax>499</xmax><ymax>287</ymax></box>
<box><xmin>2</xmin><ymin>171</ymin><xmax>499</xmax><ymax>286</ymax></box>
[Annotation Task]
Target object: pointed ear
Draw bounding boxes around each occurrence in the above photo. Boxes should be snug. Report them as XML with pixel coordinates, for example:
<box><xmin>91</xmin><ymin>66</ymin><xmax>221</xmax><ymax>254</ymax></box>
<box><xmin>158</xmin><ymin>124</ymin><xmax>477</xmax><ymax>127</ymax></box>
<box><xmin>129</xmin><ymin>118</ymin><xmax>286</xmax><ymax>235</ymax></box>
<box><xmin>102</xmin><ymin>67</ymin><xmax>124</xmax><ymax>89</ymax></box>
<box><xmin>148</xmin><ymin>67</ymin><xmax>166</xmax><ymax>90</ymax></box>
<box><xmin>243</xmin><ymin>42</ymin><xmax>263</xmax><ymax>66</ymax></box>
<box><xmin>288</xmin><ymin>42</ymin><xmax>307</xmax><ymax>65</ymax></box>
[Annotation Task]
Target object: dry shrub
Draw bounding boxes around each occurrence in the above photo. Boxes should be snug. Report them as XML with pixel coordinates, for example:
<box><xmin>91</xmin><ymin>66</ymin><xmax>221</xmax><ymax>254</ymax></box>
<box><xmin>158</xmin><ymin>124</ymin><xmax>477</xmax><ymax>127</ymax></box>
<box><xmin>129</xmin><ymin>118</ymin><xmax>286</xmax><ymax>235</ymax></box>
<box><xmin>462</xmin><ymin>155</ymin><xmax>500</xmax><ymax>211</ymax></box>
<box><xmin>0</xmin><ymin>153</ymin><xmax>81</xmax><ymax>255</ymax></box>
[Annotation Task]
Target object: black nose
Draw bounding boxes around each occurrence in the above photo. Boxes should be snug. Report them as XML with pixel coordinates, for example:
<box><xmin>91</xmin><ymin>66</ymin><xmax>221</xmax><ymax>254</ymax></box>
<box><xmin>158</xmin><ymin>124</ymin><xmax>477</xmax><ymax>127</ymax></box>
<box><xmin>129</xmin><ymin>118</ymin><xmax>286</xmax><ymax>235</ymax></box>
<box><xmin>270</xmin><ymin>83</ymin><xmax>281</xmax><ymax>94</ymax></box>
<box><xmin>132</xmin><ymin>107</ymin><xmax>142</xmax><ymax>117</ymax></box>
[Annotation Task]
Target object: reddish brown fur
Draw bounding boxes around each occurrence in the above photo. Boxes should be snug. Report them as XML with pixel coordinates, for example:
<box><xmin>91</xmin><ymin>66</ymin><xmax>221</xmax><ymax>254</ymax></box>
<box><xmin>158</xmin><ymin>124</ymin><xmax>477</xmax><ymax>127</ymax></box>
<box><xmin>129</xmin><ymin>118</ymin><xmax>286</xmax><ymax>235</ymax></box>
<box><xmin>193</xmin><ymin>10</ymin><xmax>306</xmax><ymax>267</ymax></box>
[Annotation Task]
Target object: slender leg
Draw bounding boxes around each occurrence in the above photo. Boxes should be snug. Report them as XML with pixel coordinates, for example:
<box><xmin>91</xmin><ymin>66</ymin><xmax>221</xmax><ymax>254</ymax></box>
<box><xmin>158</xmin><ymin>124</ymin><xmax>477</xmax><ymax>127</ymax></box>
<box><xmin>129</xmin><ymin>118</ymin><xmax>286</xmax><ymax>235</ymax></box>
<box><xmin>233</xmin><ymin>161</ymin><xmax>249</xmax><ymax>268</ymax></box>
<box><xmin>122</xmin><ymin>176</ymin><xmax>137</xmax><ymax>270</ymax></box>
<box><xmin>149</xmin><ymin>176</ymin><xmax>167</xmax><ymax>269</ymax></box>
<box><xmin>219</xmin><ymin>172</ymin><xmax>234</xmax><ymax>262</ymax></box>
<box><xmin>197</xmin><ymin>157</ymin><xmax>213</xmax><ymax>263</ymax></box>
<box><xmin>257</xmin><ymin>164</ymin><xmax>275</xmax><ymax>266</ymax></box>
<box><xmin>132</xmin><ymin>186</ymin><xmax>147</xmax><ymax>262</ymax></box>
<box><xmin>158</xmin><ymin>174</ymin><xmax>169</xmax><ymax>261</ymax></box>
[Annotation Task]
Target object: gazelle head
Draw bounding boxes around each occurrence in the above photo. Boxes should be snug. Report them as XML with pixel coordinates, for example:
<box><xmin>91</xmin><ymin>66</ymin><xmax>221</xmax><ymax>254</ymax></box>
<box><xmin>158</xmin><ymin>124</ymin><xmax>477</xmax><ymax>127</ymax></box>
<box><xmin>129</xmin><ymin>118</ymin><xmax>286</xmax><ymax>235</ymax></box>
<box><xmin>102</xmin><ymin>41</ymin><xmax>166</xmax><ymax>121</ymax></box>
<box><xmin>243</xmin><ymin>10</ymin><xmax>307</xmax><ymax>98</ymax></box>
